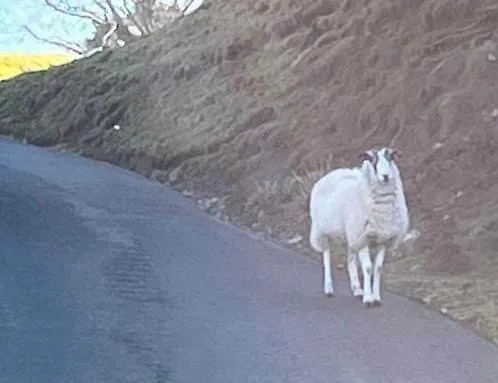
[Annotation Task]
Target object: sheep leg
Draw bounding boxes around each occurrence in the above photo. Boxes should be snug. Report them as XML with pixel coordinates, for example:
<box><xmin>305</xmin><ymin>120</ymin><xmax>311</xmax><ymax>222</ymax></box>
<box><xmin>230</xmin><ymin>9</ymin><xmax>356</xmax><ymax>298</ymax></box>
<box><xmin>323</xmin><ymin>249</ymin><xmax>334</xmax><ymax>297</ymax></box>
<box><xmin>372</xmin><ymin>246</ymin><xmax>385</xmax><ymax>305</ymax></box>
<box><xmin>347</xmin><ymin>250</ymin><xmax>363</xmax><ymax>297</ymax></box>
<box><xmin>358</xmin><ymin>246</ymin><xmax>374</xmax><ymax>306</ymax></box>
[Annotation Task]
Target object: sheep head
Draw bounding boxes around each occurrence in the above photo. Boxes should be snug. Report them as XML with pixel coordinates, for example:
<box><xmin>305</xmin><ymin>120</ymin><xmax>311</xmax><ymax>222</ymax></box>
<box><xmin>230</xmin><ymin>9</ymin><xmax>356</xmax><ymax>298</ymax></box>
<box><xmin>359</xmin><ymin>146</ymin><xmax>402</xmax><ymax>185</ymax></box>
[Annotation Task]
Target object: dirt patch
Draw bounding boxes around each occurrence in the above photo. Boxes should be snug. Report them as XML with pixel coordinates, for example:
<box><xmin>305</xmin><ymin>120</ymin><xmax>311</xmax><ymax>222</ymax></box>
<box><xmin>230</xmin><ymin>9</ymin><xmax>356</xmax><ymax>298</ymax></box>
<box><xmin>2</xmin><ymin>0</ymin><xmax>498</xmax><ymax>344</ymax></box>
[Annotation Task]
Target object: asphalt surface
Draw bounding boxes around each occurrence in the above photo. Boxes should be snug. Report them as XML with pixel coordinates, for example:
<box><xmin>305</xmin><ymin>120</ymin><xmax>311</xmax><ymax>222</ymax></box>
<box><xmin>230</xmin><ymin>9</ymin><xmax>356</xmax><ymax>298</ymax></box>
<box><xmin>0</xmin><ymin>138</ymin><xmax>497</xmax><ymax>383</ymax></box>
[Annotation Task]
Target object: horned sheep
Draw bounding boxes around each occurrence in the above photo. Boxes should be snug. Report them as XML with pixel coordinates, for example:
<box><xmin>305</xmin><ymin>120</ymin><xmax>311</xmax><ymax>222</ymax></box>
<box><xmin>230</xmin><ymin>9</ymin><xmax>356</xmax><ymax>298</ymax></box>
<box><xmin>309</xmin><ymin>146</ymin><xmax>412</xmax><ymax>307</ymax></box>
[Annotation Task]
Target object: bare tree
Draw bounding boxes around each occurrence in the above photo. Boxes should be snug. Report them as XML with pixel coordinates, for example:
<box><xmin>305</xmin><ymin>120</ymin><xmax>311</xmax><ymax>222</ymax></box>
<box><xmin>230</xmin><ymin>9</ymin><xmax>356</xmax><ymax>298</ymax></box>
<box><xmin>20</xmin><ymin>0</ymin><xmax>195</xmax><ymax>56</ymax></box>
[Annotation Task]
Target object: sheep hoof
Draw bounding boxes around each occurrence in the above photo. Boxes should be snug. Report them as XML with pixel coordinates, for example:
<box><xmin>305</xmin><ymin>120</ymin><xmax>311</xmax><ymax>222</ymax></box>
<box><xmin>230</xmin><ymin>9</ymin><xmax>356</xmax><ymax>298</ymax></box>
<box><xmin>352</xmin><ymin>287</ymin><xmax>363</xmax><ymax>297</ymax></box>
<box><xmin>372</xmin><ymin>300</ymin><xmax>382</xmax><ymax>307</ymax></box>
<box><xmin>324</xmin><ymin>292</ymin><xmax>334</xmax><ymax>298</ymax></box>
<box><xmin>364</xmin><ymin>301</ymin><xmax>374</xmax><ymax>308</ymax></box>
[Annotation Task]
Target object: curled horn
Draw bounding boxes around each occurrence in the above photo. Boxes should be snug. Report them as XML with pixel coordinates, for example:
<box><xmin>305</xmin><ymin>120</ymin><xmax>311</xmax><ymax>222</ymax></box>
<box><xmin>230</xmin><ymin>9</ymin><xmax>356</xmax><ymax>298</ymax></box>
<box><xmin>388</xmin><ymin>147</ymin><xmax>402</xmax><ymax>160</ymax></box>
<box><xmin>359</xmin><ymin>150</ymin><xmax>374</xmax><ymax>163</ymax></box>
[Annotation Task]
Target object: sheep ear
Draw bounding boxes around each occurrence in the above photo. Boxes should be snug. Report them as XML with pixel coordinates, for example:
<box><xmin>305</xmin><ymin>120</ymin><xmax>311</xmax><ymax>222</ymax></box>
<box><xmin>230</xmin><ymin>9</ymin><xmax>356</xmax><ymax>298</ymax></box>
<box><xmin>359</xmin><ymin>151</ymin><xmax>373</xmax><ymax>163</ymax></box>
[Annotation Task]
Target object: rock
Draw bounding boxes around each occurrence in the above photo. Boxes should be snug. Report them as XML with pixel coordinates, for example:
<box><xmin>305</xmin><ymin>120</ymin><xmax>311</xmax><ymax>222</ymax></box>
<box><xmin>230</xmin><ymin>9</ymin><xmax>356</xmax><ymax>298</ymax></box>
<box><xmin>197</xmin><ymin>199</ymin><xmax>208</xmax><ymax>210</ymax></box>
<box><xmin>169</xmin><ymin>166</ymin><xmax>181</xmax><ymax>183</ymax></box>
<box><xmin>433</xmin><ymin>142</ymin><xmax>443</xmax><ymax>149</ymax></box>
<box><xmin>487</xmin><ymin>53</ymin><xmax>496</xmax><ymax>62</ymax></box>
<box><xmin>286</xmin><ymin>234</ymin><xmax>303</xmax><ymax>245</ymax></box>
<box><xmin>182</xmin><ymin>190</ymin><xmax>194</xmax><ymax>197</ymax></box>
<box><xmin>150</xmin><ymin>169</ymin><xmax>169</xmax><ymax>183</ymax></box>
<box><xmin>47</xmin><ymin>143</ymin><xmax>70</xmax><ymax>153</ymax></box>
<box><xmin>202</xmin><ymin>198</ymin><xmax>220</xmax><ymax>211</ymax></box>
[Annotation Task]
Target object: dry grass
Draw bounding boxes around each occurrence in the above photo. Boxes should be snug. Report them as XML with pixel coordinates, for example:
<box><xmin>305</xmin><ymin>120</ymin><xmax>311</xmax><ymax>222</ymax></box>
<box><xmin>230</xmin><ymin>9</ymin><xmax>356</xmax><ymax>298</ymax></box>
<box><xmin>291</xmin><ymin>155</ymin><xmax>336</xmax><ymax>200</ymax></box>
<box><xmin>1</xmin><ymin>0</ymin><xmax>498</xmax><ymax>343</ymax></box>
<box><xmin>0</xmin><ymin>53</ymin><xmax>75</xmax><ymax>81</ymax></box>
<box><xmin>385</xmin><ymin>260</ymin><xmax>498</xmax><ymax>345</ymax></box>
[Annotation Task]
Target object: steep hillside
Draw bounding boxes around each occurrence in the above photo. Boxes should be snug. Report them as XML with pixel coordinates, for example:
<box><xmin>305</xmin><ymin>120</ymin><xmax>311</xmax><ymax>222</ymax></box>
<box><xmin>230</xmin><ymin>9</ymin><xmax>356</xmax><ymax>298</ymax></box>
<box><xmin>1</xmin><ymin>0</ymin><xmax>498</xmax><ymax>342</ymax></box>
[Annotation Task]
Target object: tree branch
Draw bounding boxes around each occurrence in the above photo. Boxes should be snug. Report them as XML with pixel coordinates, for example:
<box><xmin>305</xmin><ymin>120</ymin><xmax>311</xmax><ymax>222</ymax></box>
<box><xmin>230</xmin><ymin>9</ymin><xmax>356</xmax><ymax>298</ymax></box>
<box><xmin>80</xmin><ymin>46</ymin><xmax>104</xmax><ymax>58</ymax></box>
<box><xmin>23</xmin><ymin>25</ymin><xmax>83</xmax><ymax>54</ymax></box>
<box><xmin>181</xmin><ymin>0</ymin><xmax>196</xmax><ymax>14</ymax></box>
<box><xmin>21</xmin><ymin>0</ymin><xmax>186</xmax><ymax>57</ymax></box>
<box><xmin>44</xmin><ymin>0</ymin><xmax>105</xmax><ymax>24</ymax></box>
<box><xmin>92</xmin><ymin>0</ymin><xmax>110</xmax><ymax>15</ymax></box>
<box><xmin>100</xmin><ymin>22</ymin><xmax>118</xmax><ymax>46</ymax></box>
<box><xmin>123</xmin><ymin>2</ymin><xmax>148</xmax><ymax>35</ymax></box>
<box><xmin>131</xmin><ymin>1</ymin><xmax>152</xmax><ymax>34</ymax></box>
<box><xmin>103</xmin><ymin>0</ymin><xmax>126</xmax><ymax>25</ymax></box>
<box><xmin>80</xmin><ymin>4</ymin><xmax>109</xmax><ymax>24</ymax></box>
<box><xmin>78</xmin><ymin>21</ymin><xmax>119</xmax><ymax>58</ymax></box>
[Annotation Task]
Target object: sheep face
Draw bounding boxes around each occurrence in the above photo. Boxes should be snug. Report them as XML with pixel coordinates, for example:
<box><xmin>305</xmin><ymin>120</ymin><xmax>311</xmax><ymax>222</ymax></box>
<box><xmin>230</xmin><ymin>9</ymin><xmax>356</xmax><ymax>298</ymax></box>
<box><xmin>359</xmin><ymin>147</ymin><xmax>401</xmax><ymax>185</ymax></box>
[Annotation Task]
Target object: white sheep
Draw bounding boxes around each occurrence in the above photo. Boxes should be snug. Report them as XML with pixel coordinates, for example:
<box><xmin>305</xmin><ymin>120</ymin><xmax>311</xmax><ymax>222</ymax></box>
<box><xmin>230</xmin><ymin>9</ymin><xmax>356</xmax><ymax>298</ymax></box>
<box><xmin>309</xmin><ymin>146</ymin><xmax>412</xmax><ymax>307</ymax></box>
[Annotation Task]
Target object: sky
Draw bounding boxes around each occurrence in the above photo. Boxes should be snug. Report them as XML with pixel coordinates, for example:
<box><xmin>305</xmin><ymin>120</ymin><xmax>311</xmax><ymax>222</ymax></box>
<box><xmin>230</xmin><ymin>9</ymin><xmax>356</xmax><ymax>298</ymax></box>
<box><xmin>0</xmin><ymin>0</ymin><xmax>203</xmax><ymax>54</ymax></box>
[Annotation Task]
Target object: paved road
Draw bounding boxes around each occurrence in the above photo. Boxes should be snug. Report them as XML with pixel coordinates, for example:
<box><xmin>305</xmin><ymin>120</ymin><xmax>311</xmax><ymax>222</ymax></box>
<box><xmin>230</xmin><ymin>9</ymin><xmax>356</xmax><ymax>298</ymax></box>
<box><xmin>0</xmin><ymin>138</ymin><xmax>497</xmax><ymax>383</ymax></box>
